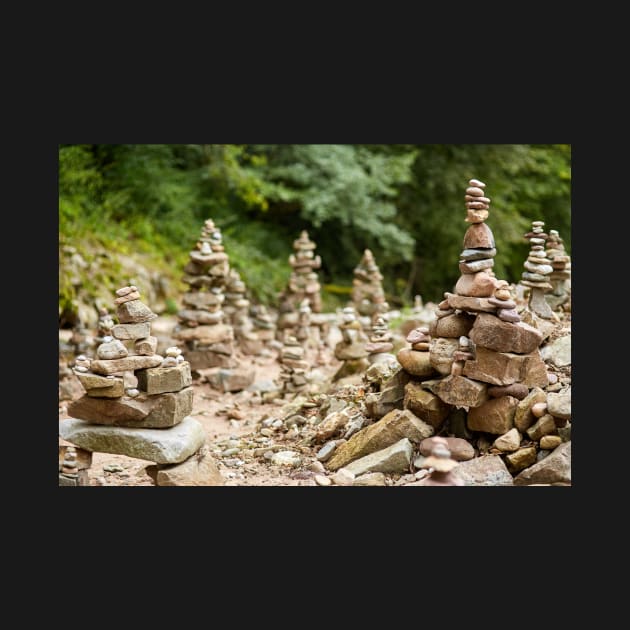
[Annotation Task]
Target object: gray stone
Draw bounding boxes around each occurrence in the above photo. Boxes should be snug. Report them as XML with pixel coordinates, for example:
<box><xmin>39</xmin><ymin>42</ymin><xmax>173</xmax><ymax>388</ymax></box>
<box><xmin>454</xmin><ymin>455</ymin><xmax>513</xmax><ymax>486</ymax></box>
<box><xmin>546</xmin><ymin>392</ymin><xmax>571</xmax><ymax>420</ymax></box>
<box><xmin>540</xmin><ymin>335</ymin><xmax>571</xmax><ymax>367</ymax></box>
<box><xmin>429</xmin><ymin>337</ymin><xmax>460</xmax><ymax>376</ymax></box>
<box><xmin>459</xmin><ymin>258</ymin><xmax>494</xmax><ymax>274</ymax></box>
<box><xmin>67</xmin><ymin>387</ymin><xmax>193</xmax><ymax>428</ymax></box>
<box><xmin>59</xmin><ymin>416</ymin><xmax>206</xmax><ymax>464</ymax></box>
<box><xmin>136</xmin><ymin>362</ymin><xmax>192</xmax><ymax>395</ymax></box>
<box><xmin>514</xmin><ymin>442</ymin><xmax>571</xmax><ymax>485</ymax></box>
<box><xmin>459</xmin><ymin>248</ymin><xmax>496</xmax><ymax>261</ymax></box>
<box><xmin>344</xmin><ymin>438</ymin><xmax>413</xmax><ymax>476</ymax></box>
<box><xmin>97</xmin><ymin>339</ymin><xmax>128</xmax><ymax>360</ymax></box>
<box><xmin>316</xmin><ymin>441</ymin><xmax>339</xmax><ymax>462</ymax></box>
<box><xmin>111</xmin><ymin>322</ymin><xmax>152</xmax><ymax>340</ymax></box>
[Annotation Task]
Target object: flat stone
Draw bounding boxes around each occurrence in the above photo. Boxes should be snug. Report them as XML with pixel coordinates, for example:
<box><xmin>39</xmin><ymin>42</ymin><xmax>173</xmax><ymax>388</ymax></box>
<box><xmin>521</xmin><ymin>280</ymin><xmax>553</xmax><ymax>290</ymax></box>
<box><xmin>411</xmin><ymin>342</ymin><xmax>430</xmax><ymax>351</ymax></box>
<box><xmin>488</xmin><ymin>297</ymin><xmax>517</xmax><ymax>309</ymax></box>
<box><xmin>155</xmin><ymin>447</ymin><xmax>224</xmax><ymax>486</ymax></box>
<box><xmin>514</xmin><ymin>387</ymin><xmax>547</xmax><ymax>432</ymax></box>
<box><xmin>136</xmin><ymin>362</ymin><xmax>192</xmax><ymax>395</ymax></box>
<box><xmin>463</xmin><ymin>346</ymin><xmax>547</xmax><ymax>388</ymax></box>
<box><xmin>469</xmin><ymin>313</ymin><xmax>543</xmax><ymax>354</ymax></box>
<box><xmin>96</xmin><ymin>339</ymin><xmax>128</xmax><ymax>360</ymax></box>
<box><xmin>463</xmin><ymin>223</ymin><xmax>495</xmax><ymax>249</ymax></box>
<box><xmin>353</xmin><ymin>472</ymin><xmax>387</xmax><ymax>486</ymax></box>
<box><xmin>116</xmin><ymin>300</ymin><xmax>157</xmax><ymax>324</ymax></box>
<box><xmin>403</xmin><ymin>381</ymin><xmax>451</xmax><ymax>429</ymax></box>
<box><xmin>524</xmin><ymin>261</ymin><xmax>553</xmax><ymax>275</ymax></box>
<box><xmin>432</xmin><ymin>312</ymin><xmax>475</xmax><ymax>338</ymax></box>
<box><xmin>493</xmin><ymin>428</ymin><xmax>522</xmax><ymax>452</ymax></box>
<box><xmin>522</xmin><ymin>272</ymin><xmax>549</xmax><ymax>282</ymax></box>
<box><xmin>182</xmin><ymin>292</ymin><xmax>224</xmax><ymax>308</ymax></box>
<box><xmin>467</xmin><ymin>396</ymin><xmax>518</xmax><ymax>434</ymax></box>
<box><xmin>331</xmin><ymin>468</ymin><xmax>355</xmax><ymax>486</ymax></box>
<box><xmin>422</xmin><ymin>375</ymin><xmax>488</xmax><ymax>409</ymax></box>
<box><xmin>419</xmin><ymin>436</ymin><xmax>474</xmax><ymax>461</ymax></box>
<box><xmin>455</xmin><ymin>271</ymin><xmax>498</xmax><ymax>297</ymax></box>
<box><xmin>459</xmin><ymin>259</ymin><xmax>494</xmax><ymax>274</ymax></box>
<box><xmin>134</xmin><ymin>336</ymin><xmax>158</xmax><ymax>355</ymax></box>
<box><xmin>487</xmin><ymin>383</ymin><xmax>529</xmax><ymax>400</ymax></box>
<box><xmin>445</xmin><ymin>293</ymin><xmax>497</xmax><ymax>314</ymax></box>
<box><xmin>177</xmin><ymin>309</ymin><xmax>224</xmax><ymax>325</ymax></box>
<box><xmin>173</xmin><ymin>324</ymin><xmax>234</xmax><ymax>345</ymax></box>
<box><xmin>112</xmin><ymin>322</ymin><xmax>152</xmax><ymax>340</ymax></box>
<box><xmin>344</xmin><ymin>438</ymin><xmax>413</xmax><ymax>476</ymax></box>
<box><xmin>204</xmin><ymin>366</ymin><xmax>256</xmax><ymax>392</ymax></box>
<box><xmin>540</xmin><ymin>335</ymin><xmax>571</xmax><ymax>368</ymax></box>
<box><xmin>185</xmin><ymin>348</ymin><xmax>238</xmax><ymax>370</ymax></box>
<box><xmin>84</xmin><ymin>379</ymin><xmax>125</xmax><ymax>398</ymax></box>
<box><xmin>67</xmin><ymin>387</ymin><xmax>193</xmax><ymax>428</ymax></box>
<box><xmin>396</xmin><ymin>348</ymin><xmax>437</xmax><ymax>378</ymax></box>
<box><xmin>90</xmin><ymin>354</ymin><xmax>164</xmax><ymax>375</ymax></box>
<box><xmin>459</xmin><ymin>248</ymin><xmax>496</xmax><ymax>261</ymax></box>
<box><xmin>326</xmin><ymin>409</ymin><xmax>433</xmax><ymax>471</ymax></box>
<box><xmin>526</xmin><ymin>414</ymin><xmax>557</xmax><ymax>441</ymax></box>
<box><xmin>505</xmin><ymin>447</ymin><xmax>538</xmax><ymax>473</ymax></box>
<box><xmin>454</xmin><ymin>455</ymin><xmax>513</xmax><ymax>486</ymax></box>
<box><xmin>546</xmin><ymin>392</ymin><xmax>571</xmax><ymax>420</ymax></box>
<box><xmin>429</xmin><ymin>337</ymin><xmax>460</xmax><ymax>376</ymax></box>
<box><xmin>59</xmin><ymin>416</ymin><xmax>206</xmax><ymax>464</ymax></box>
<box><xmin>316</xmin><ymin>441</ymin><xmax>339</xmax><ymax>462</ymax></box>
<box><xmin>114</xmin><ymin>290</ymin><xmax>141</xmax><ymax>304</ymax></box>
<box><xmin>514</xmin><ymin>441</ymin><xmax>571</xmax><ymax>485</ymax></box>
<box><xmin>540</xmin><ymin>435</ymin><xmax>562</xmax><ymax>450</ymax></box>
<box><xmin>497</xmin><ymin>308</ymin><xmax>521</xmax><ymax>323</ymax></box>
<box><xmin>75</xmin><ymin>371</ymin><xmax>122</xmax><ymax>390</ymax></box>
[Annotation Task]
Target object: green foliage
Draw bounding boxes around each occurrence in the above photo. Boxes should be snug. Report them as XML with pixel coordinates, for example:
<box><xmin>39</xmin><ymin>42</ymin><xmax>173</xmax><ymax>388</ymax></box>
<box><xmin>58</xmin><ymin>144</ymin><xmax>570</xmax><ymax>320</ymax></box>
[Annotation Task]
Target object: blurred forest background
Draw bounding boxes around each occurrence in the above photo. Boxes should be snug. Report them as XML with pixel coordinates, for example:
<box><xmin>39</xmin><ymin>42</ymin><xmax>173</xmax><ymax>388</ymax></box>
<box><xmin>59</xmin><ymin>144</ymin><xmax>571</xmax><ymax>325</ymax></box>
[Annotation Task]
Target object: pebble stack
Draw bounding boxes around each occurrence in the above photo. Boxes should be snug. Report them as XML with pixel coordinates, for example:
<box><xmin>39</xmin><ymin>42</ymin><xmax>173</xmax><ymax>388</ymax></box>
<box><xmin>276</xmin><ymin>335</ymin><xmax>313</xmax><ymax>396</ymax></box>
<box><xmin>279</xmin><ymin>230</ymin><xmax>322</xmax><ymax>315</ymax></box>
<box><xmin>174</xmin><ymin>219</ymin><xmax>236</xmax><ymax>370</ymax></box>
<box><xmin>58</xmin><ymin>444</ymin><xmax>92</xmax><ymax>486</ymax></box>
<box><xmin>59</xmin><ymin>286</ymin><xmax>223</xmax><ymax>486</ymax></box>
<box><xmin>521</xmin><ymin>220</ymin><xmax>554</xmax><ymax>319</ymax></box>
<box><xmin>416</xmin><ymin>437</ymin><xmax>464</xmax><ymax>486</ymax></box>
<box><xmin>223</xmin><ymin>268</ymin><xmax>263</xmax><ymax>355</ymax></box>
<box><xmin>364</xmin><ymin>311</ymin><xmax>397</xmax><ymax>368</ymax></box>
<box><xmin>545</xmin><ymin>229</ymin><xmax>571</xmax><ymax>310</ymax></box>
<box><xmin>250</xmin><ymin>304</ymin><xmax>277</xmax><ymax>349</ymax></box>
<box><xmin>351</xmin><ymin>249</ymin><xmax>388</xmax><ymax>319</ymax></box>
<box><xmin>332</xmin><ymin>306</ymin><xmax>369</xmax><ymax>381</ymax></box>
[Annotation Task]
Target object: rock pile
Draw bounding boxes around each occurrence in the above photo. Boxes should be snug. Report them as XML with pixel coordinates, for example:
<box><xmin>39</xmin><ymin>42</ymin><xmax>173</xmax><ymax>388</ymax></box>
<box><xmin>545</xmin><ymin>229</ymin><xmax>571</xmax><ymax>311</ymax></box>
<box><xmin>224</xmin><ymin>268</ymin><xmax>262</xmax><ymax>355</ymax></box>
<box><xmin>59</xmin><ymin>285</ymin><xmax>223</xmax><ymax>486</ymax></box>
<box><xmin>521</xmin><ymin>220</ymin><xmax>554</xmax><ymax>319</ymax></box>
<box><xmin>351</xmin><ymin>249</ymin><xmax>387</xmax><ymax>319</ymax></box>
<box><xmin>276</xmin><ymin>335</ymin><xmax>313</xmax><ymax>397</ymax></box>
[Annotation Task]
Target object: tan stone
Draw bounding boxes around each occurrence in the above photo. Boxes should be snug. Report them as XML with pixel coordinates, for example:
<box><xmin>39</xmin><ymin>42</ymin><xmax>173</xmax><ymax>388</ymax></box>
<box><xmin>173</xmin><ymin>324</ymin><xmax>234</xmax><ymax>345</ymax></box>
<box><xmin>134</xmin><ymin>336</ymin><xmax>158</xmax><ymax>355</ymax></box>
<box><xmin>67</xmin><ymin>387</ymin><xmax>193</xmax><ymax>428</ymax></box>
<box><xmin>90</xmin><ymin>354</ymin><xmax>163</xmax><ymax>375</ymax></box>
<box><xmin>505</xmin><ymin>446</ymin><xmax>538</xmax><ymax>473</ymax></box>
<box><xmin>526</xmin><ymin>414</ymin><xmax>557</xmax><ymax>441</ymax></box>
<box><xmin>326</xmin><ymin>409</ymin><xmax>434</xmax><ymax>471</ymax></box>
<box><xmin>433</xmin><ymin>312</ymin><xmax>475</xmax><ymax>338</ymax></box>
<box><xmin>463</xmin><ymin>222</ymin><xmax>495</xmax><ymax>249</ymax></box>
<box><xmin>445</xmin><ymin>293</ymin><xmax>498</xmax><ymax>313</ymax></box>
<box><xmin>396</xmin><ymin>348</ymin><xmax>437</xmax><ymax>378</ymax></box>
<box><xmin>344</xmin><ymin>438</ymin><xmax>413</xmax><ymax>476</ymax></box>
<box><xmin>422</xmin><ymin>375</ymin><xmax>488</xmax><ymax>408</ymax></box>
<box><xmin>403</xmin><ymin>381</ymin><xmax>451</xmax><ymax>429</ymax></box>
<box><xmin>111</xmin><ymin>322</ymin><xmax>152</xmax><ymax>340</ymax></box>
<box><xmin>136</xmin><ymin>362</ymin><xmax>192</xmax><ymax>395</ymax></box>
<box><xmin>540</xmin><ymin>435</ymin><xmax>562</xmax><ymax>450</ymax></box>
<box><xmin>353</xmin><ymin>472</ymin><xmax>387</xmax><ymax>486</ymax></box>
<box><xmin>493</xmin><ymin>428</ymin><xmax>522</xmax><ymax>452</ymax></box>
<box><xmin>514</xmin><ymin>387</ymin><xmax>547</xmax><ymax>432</ymax></box>
<box><xmin>469</xmin><ymin>313</ymin><xmax>543</xmax><ymax>354</ymax></box>
<box><xmin>85</xmin><ymin>379</ymin><xmax>125</xmax><ymax>398</ymax></box>
<box><xmin>155</xmin><ymin>447</ymin><xmax>224</xmax><ymax>486</ymax></box>
<box><xmin>462</xmin><ymin>346</ymin><xmax>527</xmax><ymax>386</ymax></box>
<box><xmin>467</xmin><ymin>396</ymin><xmax>518</xmax><ymax>434</ymax></box>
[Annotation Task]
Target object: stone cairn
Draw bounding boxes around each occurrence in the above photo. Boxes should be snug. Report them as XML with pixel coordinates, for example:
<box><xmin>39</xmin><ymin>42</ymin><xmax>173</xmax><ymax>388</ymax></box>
<box><xmin>521</xmin><ymin>220</ymin><xmax>554</xmax><ymax>319</ymax></box>
<box><xmin>365</xmin><ymin>311</ymin><xmax>396</xmax><ymax>367</ymax></box>
<box><xmin>58</xmin><ymin>443</ymin><xmax>92</xmax><ymax>486</ymax></box>
<box><xmin>545</xmin><ymin>229</ymin><xmax>571</xmax><ymax>310</ymax></box>
<box><xmin>174</xmin><ymin>219</ymin><xmax>236</xmax><ymax>370</ymax></box>
<box><xmin>250</xmin><ymin>303</ymin><xmax>277</xmax><ymax>350</ymax></box>
<box><xmin>417</xmin><ymin>436</ymin><xmax>464</xmax><ymax>486</ymax></box>
<box><xmin>332</xmin><ymin>306</ymin><xmax>369</xmax><ymax>381</ymax></box>
<box><xmin>357</xmin><ymin>178</ymin><xmax>569</xmax><ymax>482</ymax></box>
<box><xmin>223</xmin><ymin>268</ymin><xmax>263</xmax><ymax>355</ymax></box>
<box><xmin>276</xmin><ymin>334</ymin><xmax>313</xmax><ymax>397</ymax></box>
<box><xmin>278</xmin><ymin>230</ymin><xmax>323</xmax><ymax>341</ymax></box>
<box><xmin>351</xmin><ymin>249</ymin><xmax>387</xmax><ymax>321</ymax></box>
<box><xmin>59</xmin><ymin>285</ymin><xmax>223</xmax><ymax>486</ymax></box>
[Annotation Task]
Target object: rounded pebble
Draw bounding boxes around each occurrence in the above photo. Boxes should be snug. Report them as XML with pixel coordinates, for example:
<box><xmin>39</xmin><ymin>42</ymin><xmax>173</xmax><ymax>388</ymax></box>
<box><xmin>531</xmin><ymin>402</ymin><xmax>548</xmax><ymax>418</ymax></box>
<box><xmin>315</xmin><ymin>475</ymin><xmax>332</xmax><ymax>486</ymax></box>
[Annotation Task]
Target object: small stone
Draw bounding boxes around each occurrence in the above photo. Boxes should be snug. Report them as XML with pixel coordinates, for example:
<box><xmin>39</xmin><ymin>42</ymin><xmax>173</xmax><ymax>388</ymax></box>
<box><xmin>126</xmin><ymin>388</ymin><xmax>139</xmax><ymax>397</ymax></box>
<box><xmin>316</xmin><ymin>441</ymin><xmax>338</xmax><ymax>462</ymax></box>
<box><xmin>488</xmin><ymin>297</ymin><xmax>517</xmax><ymax>309</ymax></box>
<box><xmin>353</xmin><ymin>472</ymin><xmax>387</xmax><ymax>486</ymax></box>
<box><xmin>531</xmin><ymin>402</ymin><xmax>548</xmax><ymax>418</ymax></box>
<box><xmin>332</xmin><ymin>468</ymin><xmax>356</xmax><ymax>486</ymax></box>
<box><xmin>540</xmin><ymin>435</ymin><xmax>562</xmax><ymax>450</ymax></box>
<box><xmin>493</xmin><ymin>428</ymin><xmax>522</xmax><ymax>452</ymax></box>
<box><xmin>466</xmin><ymin>186</ymin><xmax>485</xmax><ymax>196</ymax></box>
<box><xmin>497</xmin><ymin>308</ymin><xmax>521</xmax><ymax>323</ymax></box>
<box><xmin>270</xmin><ymin>451</ymin><xmax>301</xmax><ymax>467</ymax></box>
<box><xmin>487</xmin><ymin>383</ymin><xmax>529</xmax><ymax>400</ymax></box>
<box><xmin>526</xmin><ymin>414</ymin><xmax>557</xmax><ymax>441</ymax></box>
<box><xmin>469</xmin><ymin>179</ymin><xmax>485</xmax><ymax>188</ymax></box>
<box><xmin>315</xmin><ymin>474</ymin><xmax>332</xmax><ymax>486</ymax></box>
<box><xmin>504</xmin><ymin>446</ymin><xmax>538</xmax><ymax>473</ymax></box>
